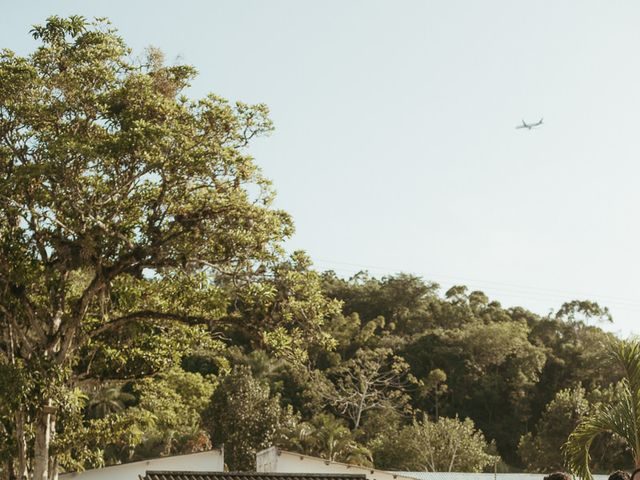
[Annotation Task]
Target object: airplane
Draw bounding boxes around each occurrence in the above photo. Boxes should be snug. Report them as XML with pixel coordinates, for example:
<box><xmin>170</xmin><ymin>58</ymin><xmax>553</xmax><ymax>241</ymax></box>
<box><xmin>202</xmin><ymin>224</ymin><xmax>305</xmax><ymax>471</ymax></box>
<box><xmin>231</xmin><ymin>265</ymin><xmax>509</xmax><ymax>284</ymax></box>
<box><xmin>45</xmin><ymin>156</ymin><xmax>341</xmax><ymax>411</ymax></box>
<box><xmin>516</xmin><ymin>118</ymin><xmax>543</xmax><ymax>130</ymax></box>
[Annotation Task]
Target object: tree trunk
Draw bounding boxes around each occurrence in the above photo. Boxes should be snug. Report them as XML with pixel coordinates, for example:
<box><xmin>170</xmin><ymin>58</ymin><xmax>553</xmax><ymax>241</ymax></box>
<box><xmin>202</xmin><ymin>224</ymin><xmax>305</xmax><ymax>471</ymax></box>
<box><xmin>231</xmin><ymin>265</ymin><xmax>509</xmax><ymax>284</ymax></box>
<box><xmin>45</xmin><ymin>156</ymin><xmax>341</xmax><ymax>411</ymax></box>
<box><xmin>48</xmin><ymin>455</ymin><xmax>58</xmax><ymax>480</ymax></box>
<box><xmin>33</xmin><ymin>401</ymin><xmax>55</xmax><ymax>480</ymax></box>
<box><xmin>353</xmin><ymin>383</ymin><xmax>368</xmax><ymax>430</ymax></box>
<box><xmin>15</xmin><ymin>410</ymin><xmax>28</xmax><ymax>480</ymax></box>
<box><xmin>5</xmin><ymin>457</ymin><xmax>14</xmax><ymax>480</ymax></box>
<box><xmin>48</xmin><ymin>412</ymin><xmax>58</xmax><ymax>480</ymax></box>
<box><xmin>354</xmin><ymin>407</ymin><xmax>363</xmax><ymax>430</ymax></box>
<box><xmin>447</xmin><ymin>440</ymin><xmax>459</xmax><ymax>472</ymax></box>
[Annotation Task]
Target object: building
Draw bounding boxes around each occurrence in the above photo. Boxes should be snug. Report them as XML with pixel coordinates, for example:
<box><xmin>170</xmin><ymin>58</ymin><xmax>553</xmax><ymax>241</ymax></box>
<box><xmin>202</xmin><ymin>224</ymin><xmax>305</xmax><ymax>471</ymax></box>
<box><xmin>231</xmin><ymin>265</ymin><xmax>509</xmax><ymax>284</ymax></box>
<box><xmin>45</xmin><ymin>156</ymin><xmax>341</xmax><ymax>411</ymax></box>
<box><xmin>256</xmin><ymin>447</ymin><xmax>611</xmax><ymax>480</ymax></box>
<box><xmin>256</xmin><ymin>447</ymin><xmax>415</xmax><ymax>480</ymax></box>
<box><xmin>59</xmin><ymin>449</ymin><xmax>224</xmax><ymax>480</ymax></box>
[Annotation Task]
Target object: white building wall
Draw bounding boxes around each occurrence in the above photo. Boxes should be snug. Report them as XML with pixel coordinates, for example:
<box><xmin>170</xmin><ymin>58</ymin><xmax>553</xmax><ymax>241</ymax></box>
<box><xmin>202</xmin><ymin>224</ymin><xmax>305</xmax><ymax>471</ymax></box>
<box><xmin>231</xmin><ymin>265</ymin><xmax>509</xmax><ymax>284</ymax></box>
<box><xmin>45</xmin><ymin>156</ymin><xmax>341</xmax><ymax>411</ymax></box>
<box><xmin>401</xmin><ymin>473</ymin><xmax>609</xmax><ymax>480</ymax></box>
<box><xmin>256</xmin><ymin>447</ymin><xmax>415</xmax><ymax>480</ymax></box>
<box><xmin>60</xmin><ymin>448</ymin><xmax>224</xmax><ymax>480</ymax></box>
<box><xmin>256</xmin><ymin>448</ymin><xmax>612</xmax><ymax>480</ymax></box>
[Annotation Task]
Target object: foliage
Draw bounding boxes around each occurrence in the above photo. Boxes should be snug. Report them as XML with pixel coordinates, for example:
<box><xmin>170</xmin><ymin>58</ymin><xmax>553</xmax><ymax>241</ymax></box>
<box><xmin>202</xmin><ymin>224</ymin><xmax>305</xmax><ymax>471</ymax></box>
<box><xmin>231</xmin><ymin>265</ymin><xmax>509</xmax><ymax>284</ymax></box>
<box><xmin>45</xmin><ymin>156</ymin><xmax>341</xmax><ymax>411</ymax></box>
<box><xmin>54</xmin><ymin>408</ymin><xmax>154</xmax><ymax>472</ymax></box>
<box><xmin>519</xmin><ymin>386</ymin><xmax>590</xmax><ymax>472</ymax></box>
<box><xmin>128</xmin><ymin>368</ymin><xmax>215</xmax><ymax>460</ymax></box>
<box><xmin>277</xmin><ymin>412</ymin><xmax>372</xmax><ymax>466</ymax></box>
<box><xmin>85</xmin><ymin>385</ymin><xmax>135</xmax><ymax>419</ymax></box>
<box><xmin>371</xmin><ymin>414</ymin><xmax>497</xmax><ymax>472</ymax></box>
<box><xmin>423</xmin><ymin>368</ymin><xmax>447</xmax><ymax>420</ymax></box>
<box><xmin>565</xmin><ymin>340</ymin><xmax>640</xmax><ymax>479</ymax></box>
<box><xmin>321</xmin><ymin>272</ymin><xmax>439</xmax><ymax>336</ymax></box>
<box><xmin>323</xmin><ymin>347</ymin><xmax>414</xmax><ymax>429</ymax></box>
<box><xmin>555</xmin><ymin>300</ymin><xmax>612</xmax><ymax>324</ymax></box>
<box><xmin>0</xmin><ymin>13</ymin><xmax>311</xmax><ymax>478</ymax></box>
<box><xmin>223</xmin><ymin>252</ymin><xmax>341</xmax><ymax>365</ymax></box>
<box><xmin>202</xmin><ymin>366</ymin><xmax>283</xmax><ymax>471</ymax></box>
<box><xmin>519</xmin><ymin>385</ymin><xmax>630</xmax><ymax>473</ymax></box>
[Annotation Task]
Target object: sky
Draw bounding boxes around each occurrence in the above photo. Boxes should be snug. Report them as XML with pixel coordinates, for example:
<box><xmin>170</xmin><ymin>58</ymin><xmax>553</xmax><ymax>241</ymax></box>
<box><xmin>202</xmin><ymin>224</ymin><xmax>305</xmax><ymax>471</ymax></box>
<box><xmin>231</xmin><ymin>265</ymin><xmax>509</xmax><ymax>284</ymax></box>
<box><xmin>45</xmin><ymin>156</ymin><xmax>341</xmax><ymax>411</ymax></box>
<box><xmin>3</xmin><ymin>1</ymin><xmax>640</xmax><ymax>335</ymax></box>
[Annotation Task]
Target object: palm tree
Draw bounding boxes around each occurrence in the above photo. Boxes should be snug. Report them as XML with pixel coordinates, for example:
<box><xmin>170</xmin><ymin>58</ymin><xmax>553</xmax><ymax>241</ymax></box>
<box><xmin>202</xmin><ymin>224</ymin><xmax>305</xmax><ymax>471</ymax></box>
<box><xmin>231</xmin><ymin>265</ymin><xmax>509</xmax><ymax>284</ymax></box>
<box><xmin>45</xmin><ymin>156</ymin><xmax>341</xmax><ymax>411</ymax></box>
<box><xmin>278</xmin><ymin>413</ymin><xmax>372</xmax><ymax>467</ymax></box>
<box><xmin>565</xmin><ymin>340</ymin><xmax>640</xmax><ymax>479</ymax></box>
<box><xmin>86</xmin><ymin>385</ymin><xmax>135</xmax><ymax>419</ymax></box>
<box><xmin>308</xmin><ymin>413</ymin><xmax>373</xmax><ymax>466</ymax></box>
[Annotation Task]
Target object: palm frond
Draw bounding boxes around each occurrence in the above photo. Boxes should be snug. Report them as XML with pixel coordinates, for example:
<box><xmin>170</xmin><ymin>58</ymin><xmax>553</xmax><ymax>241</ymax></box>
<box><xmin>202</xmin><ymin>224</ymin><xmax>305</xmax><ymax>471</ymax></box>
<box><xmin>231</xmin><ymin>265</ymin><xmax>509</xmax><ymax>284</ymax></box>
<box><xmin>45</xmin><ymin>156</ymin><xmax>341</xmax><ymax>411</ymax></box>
<box><xmin>615</xmin><ymin>341</ymin><xmax>640</xmax><ymax>459</ymax></box>
<box><xmin>565</xmin><ymin>340</ymin><xmax>640</xmax><ymax>479</ymax></box>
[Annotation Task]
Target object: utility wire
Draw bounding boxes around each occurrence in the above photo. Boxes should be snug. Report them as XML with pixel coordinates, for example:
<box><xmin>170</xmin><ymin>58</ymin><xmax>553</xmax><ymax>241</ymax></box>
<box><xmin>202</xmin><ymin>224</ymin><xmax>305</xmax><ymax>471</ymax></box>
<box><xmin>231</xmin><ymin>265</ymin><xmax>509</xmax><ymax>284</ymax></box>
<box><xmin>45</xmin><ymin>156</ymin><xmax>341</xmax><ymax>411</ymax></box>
<box><xmin>313</xmin><ymin>258</ymin><xmax>640</xmax><ymax>312</ymax></box>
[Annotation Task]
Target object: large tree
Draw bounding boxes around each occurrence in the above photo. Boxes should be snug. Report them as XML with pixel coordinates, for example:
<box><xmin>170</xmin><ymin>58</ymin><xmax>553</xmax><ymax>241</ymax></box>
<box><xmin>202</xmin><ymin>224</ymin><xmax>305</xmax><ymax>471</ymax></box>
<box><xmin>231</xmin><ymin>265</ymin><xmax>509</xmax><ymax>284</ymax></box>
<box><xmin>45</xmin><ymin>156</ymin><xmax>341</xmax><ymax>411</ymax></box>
<box><xmin>0</xmin><ymin>16</ymin><xmax>294</xmax><ymax>480</ymax></box>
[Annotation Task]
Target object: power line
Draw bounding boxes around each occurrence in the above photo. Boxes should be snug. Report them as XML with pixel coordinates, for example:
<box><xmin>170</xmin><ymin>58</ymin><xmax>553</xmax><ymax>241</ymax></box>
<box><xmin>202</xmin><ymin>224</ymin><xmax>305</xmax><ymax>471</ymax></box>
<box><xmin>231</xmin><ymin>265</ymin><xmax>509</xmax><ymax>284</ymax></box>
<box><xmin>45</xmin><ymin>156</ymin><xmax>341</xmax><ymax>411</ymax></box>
<box><xmin>313</xmin><ymin>257</ymin><xmax>640</xmax><ymax>312</ymax></box>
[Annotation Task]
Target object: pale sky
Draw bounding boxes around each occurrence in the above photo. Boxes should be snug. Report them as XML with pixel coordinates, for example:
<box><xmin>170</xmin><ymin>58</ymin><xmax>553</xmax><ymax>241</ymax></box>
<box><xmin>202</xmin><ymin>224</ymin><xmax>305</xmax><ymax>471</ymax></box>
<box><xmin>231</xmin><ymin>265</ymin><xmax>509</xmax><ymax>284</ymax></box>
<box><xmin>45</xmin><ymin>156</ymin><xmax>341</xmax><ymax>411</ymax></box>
<box><xmin>3</xmin><ymin>1</ymin><xmax>640</xmax><ymax>335</ymax></box>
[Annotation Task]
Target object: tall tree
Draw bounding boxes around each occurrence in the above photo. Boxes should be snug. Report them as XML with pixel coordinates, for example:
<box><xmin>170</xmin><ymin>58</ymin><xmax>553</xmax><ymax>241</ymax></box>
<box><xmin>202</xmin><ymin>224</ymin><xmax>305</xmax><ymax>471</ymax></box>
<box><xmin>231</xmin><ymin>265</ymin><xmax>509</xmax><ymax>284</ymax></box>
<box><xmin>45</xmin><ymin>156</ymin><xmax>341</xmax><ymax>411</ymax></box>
<box><xmin>424</xmin><ymin>369</ymin><xmax>447</xmax><ymax>420</ymax></box>
<box><xmin>0</xmin><ymin>16</ymin><xmax>294</xmax><ymax>480</ymax></box>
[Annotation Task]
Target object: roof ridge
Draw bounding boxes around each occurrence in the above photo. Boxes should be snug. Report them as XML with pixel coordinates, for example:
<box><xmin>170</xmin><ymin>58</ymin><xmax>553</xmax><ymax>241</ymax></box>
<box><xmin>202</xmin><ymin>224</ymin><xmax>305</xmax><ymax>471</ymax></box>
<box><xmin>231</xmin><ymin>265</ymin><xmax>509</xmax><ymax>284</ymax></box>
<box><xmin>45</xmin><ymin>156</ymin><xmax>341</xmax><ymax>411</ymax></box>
<box><xmin>145</xmin><ymin>473</ymin><xmax>366</xmax><ymax>477</ymax></box>
<box><xmin>143</xmin><ymin>473</ymin><xmax>368</xmax><ymax>480</ymax></box>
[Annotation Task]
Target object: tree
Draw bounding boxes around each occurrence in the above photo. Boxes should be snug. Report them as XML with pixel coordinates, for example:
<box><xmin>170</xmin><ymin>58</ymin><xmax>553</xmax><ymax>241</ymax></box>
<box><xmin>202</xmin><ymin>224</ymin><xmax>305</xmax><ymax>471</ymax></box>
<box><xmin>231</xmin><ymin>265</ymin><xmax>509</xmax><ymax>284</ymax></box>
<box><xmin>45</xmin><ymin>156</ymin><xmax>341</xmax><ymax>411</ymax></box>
<box><xmin>321</xmin><ymin>272</ymin><xmax>439</xmax><ymax>336</ymax></box>
<box><xmin>51</xmin><ymin>404</ymin><xmax>153</xmax><ymax>474</ymax></box>
<box><xmin>129</xmin><ymin>368</ymin><xmax>214</xmax><ymax>461</ymax></box>
<box><xmin>527</xmin><ymin>316</ymin><xmax>623</xmax><ymax>430</ymax></box>
<box><xmin>86</xmin><ymin>385</ymin><xmax>134</xmax><ymax>419</ymax></box>
<box><xmin>202</xmin><ymin>366</ymin><xmax>284</xmax><ymax>471</ymax></box>
<box><xmin>555</xmin><ymin>300</ymin><xmax>612</xmax><ymax>324</ymax></box>
<box><xmin>223</xmin><ymin>251</ymin><xmax>340</xmax><ymax>366</ymax></box>
<box><xmin>372</xmin><ymin>414</ymin><xmax>497</xmax><ymax>472</ymax></box>
<box><xmin>325</xmin><ymin>348</ymin><xmax>413</xmax><ymax>429</ymax></box>
<box><xmin>519</xmin><ymin>385</ymin><xmax>630</xmax><ymax>473</ymax></box>
<box><xmin>402</xmin><ymin>315</ymin><xmax>546</xmax><ymax>465</ymax></box>
<box><xmin>277</xmin><ymin>412</ymin><xmax>372</xmax><ymax>466</ymax></box>
<box><xmin>424</xmin><ymin>369</ymin><xmax>447</xmax><ymax>420</ymax></box>
<box><xmin>565</xmin><ymin>340</ymin><xmax>640</xmax><ymax>479</ymax></box>
<box><xmin>0</xmin><ymin>16</ymin><xmax>294</xmax><ymax>480</ymax></box>
<box><xmin>519</xmin><ymin>387</ymin><xmax>590</xmax><ymax>471</ymax></box>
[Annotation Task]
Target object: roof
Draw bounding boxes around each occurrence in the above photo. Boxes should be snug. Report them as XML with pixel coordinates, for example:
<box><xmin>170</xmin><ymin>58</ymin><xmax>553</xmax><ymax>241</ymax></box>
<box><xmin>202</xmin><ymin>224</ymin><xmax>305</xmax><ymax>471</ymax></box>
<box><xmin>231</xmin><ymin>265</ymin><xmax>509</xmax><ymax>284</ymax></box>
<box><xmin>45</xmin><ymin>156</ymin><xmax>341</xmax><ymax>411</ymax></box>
<box><xmin>142</xmin><ymin>473</ymin><xmax>367</xmax><ymax>480</ymax></box>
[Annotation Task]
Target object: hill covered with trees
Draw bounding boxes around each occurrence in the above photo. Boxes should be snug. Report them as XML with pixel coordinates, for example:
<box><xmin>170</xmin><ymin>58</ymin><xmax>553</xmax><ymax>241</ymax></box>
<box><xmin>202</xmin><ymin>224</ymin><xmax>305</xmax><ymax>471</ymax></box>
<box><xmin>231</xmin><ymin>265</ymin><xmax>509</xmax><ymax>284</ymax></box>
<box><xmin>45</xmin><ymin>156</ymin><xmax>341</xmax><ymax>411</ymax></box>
<box><xmin>0</xmin><ymin>16</ymin><xmax>631</xmax><ymax>479</ymax></box>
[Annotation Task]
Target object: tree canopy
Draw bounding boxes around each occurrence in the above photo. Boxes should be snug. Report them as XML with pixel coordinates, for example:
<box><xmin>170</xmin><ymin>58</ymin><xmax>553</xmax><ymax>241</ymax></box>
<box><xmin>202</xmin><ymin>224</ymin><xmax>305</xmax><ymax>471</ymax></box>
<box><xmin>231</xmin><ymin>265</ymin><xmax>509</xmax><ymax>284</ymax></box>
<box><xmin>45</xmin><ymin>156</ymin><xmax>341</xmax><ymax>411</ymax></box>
<box><xmin>0</xmin><ymin>15</ymin><xmax>317</xmax><ymax>479</ymax></box>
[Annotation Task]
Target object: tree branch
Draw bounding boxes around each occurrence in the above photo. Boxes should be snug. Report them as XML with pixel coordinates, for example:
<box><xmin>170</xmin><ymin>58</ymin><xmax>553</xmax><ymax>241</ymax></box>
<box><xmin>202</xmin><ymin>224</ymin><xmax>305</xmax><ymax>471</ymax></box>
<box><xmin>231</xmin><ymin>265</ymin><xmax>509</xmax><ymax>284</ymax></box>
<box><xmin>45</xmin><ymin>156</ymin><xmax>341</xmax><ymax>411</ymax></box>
<box><xmin>88</xmin><ymin>310</ymin><xmax>212</xmax><ymax>338</ymax></box>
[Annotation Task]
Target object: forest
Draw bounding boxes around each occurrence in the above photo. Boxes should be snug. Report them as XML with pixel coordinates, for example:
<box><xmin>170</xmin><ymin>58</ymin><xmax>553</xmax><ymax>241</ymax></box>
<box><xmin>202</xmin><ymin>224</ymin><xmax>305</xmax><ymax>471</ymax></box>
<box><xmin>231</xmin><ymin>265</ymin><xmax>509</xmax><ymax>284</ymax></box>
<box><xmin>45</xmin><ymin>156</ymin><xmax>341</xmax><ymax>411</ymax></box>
<box><xmin>0</xmin><ymin>15</ymin><xmax>632</xmax><ymax>479</ymax></box>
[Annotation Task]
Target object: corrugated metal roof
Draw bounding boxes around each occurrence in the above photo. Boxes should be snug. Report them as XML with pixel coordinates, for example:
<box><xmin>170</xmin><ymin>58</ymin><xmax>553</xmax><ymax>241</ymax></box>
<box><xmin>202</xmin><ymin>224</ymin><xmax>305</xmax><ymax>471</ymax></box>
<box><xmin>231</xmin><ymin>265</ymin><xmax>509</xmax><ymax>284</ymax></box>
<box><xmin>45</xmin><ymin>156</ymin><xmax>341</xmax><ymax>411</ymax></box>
<box><xmin>142</xmin><ymin>472</ymin><xmax>368</xmax><ymax>480</ymax></box>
